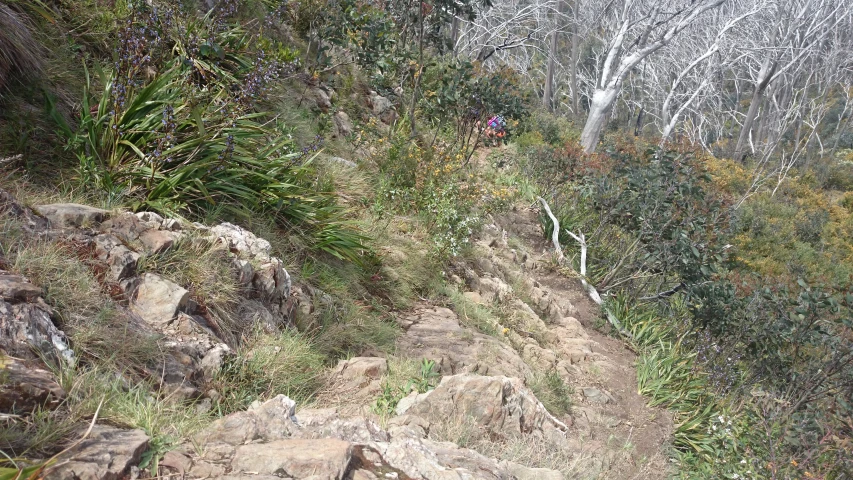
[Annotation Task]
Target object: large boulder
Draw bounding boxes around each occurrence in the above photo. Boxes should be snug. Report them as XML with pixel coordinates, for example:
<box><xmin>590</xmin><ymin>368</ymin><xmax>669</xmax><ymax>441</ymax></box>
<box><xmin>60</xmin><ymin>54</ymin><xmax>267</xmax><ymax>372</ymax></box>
<box><xmin>35</xmin><ymin>203</ymin><xmax>109</xmax><ymax>229</ymax></box>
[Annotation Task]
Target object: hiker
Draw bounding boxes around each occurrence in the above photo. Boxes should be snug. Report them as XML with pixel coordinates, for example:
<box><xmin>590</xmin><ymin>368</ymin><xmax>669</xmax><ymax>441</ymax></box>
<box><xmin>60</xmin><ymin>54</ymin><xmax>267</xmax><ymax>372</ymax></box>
<box><xmin>483</xmin><ymin>115</ymin><xmax>507</xmax><ymax>146</ymax></box>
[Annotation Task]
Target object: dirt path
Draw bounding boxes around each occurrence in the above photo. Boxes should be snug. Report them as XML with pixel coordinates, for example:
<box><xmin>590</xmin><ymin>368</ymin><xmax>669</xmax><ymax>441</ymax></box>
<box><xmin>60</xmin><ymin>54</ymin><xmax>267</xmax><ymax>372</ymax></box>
<box><xmin>318</xmin><ymin>149</ymin><xmax>674</xmax><ymax>478</ymax></box>
<box><xmin>489</xmin><ymin>207</ymin><xmax>673</xmax><ymax>479</ymax></box>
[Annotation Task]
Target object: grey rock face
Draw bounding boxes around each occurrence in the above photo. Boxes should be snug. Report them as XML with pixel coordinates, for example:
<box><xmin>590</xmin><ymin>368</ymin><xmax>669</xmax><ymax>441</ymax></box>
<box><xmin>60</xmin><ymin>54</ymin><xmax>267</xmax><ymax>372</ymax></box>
<box><xmin>36</xmin><ymin>203</ymin><xmax>109</xmax><ymax>228</ymax></box>
<box><xmin>46</xmin><ymin>426</ymin><xmax>149</xmax><ymax>480</ymax></box>
<box><xmin>129</xmin><ymin>273</ymin><xmax>189</xmax><ymax>326</ymax></box>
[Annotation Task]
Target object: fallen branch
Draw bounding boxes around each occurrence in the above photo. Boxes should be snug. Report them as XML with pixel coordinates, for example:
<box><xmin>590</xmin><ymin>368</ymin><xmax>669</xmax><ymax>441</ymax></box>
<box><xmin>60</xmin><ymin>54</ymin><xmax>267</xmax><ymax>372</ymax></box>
<box><xmin>536</xmin><ymin>197</ymin><xmax>632</xmax><ymax>339</ymax></box>
<box><xmin>639</xmin><ymin>282</ymin><xmax>685</xmax><ymax>300</ymax></box>
<box><xmin>536</xmin><ymin>196</ymin><xmax>563</xmax><ymax>263</ymax></box>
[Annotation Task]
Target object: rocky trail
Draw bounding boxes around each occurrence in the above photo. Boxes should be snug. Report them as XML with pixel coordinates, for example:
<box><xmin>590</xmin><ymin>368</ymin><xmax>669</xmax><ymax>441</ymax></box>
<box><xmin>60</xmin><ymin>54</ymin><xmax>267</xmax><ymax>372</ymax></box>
<box><xmin>1</xmin><ymin>186</ymin><xmax>672</xmax><ymax>479</ymax></box>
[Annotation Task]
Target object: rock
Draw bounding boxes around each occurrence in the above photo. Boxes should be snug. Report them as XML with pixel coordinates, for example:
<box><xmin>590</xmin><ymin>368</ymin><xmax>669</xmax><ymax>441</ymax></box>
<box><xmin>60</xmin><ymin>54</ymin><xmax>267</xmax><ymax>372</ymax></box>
<box><xmin>0</xmin><ymin>278</ymin><xmax>73</xmax><ymax>363</ymax></box>
<box><xmin>333</xmin><ymin>111</ymin><xmax>353</xmax><ymax>137</ymax></box>
<box><xmin>397</xmin><ymin>306</ymin><xmax>532</xmax><ymax>380</ymax></box>
<box><xmin>210</xmin><ymin>222</ymin><xmax>272</xmax><ymax>261</ymax></box>
<box><xmin>161</xmin><ymin>218</ymin><xmax>182</xmax><ymax>231</ymax></box>
<box><xmin>129</xmin><ymin>273</ymin><xmax>189</xmax><ymax>326</ymax></box>
<box><xmin>582</xmin><ymin>387</ymin><xmax>614</xmax><ymax>404</ymax></box>
<box><xmin>100</xmin><ymin>213</ymin><xmax>151</xmax><ymax>242</ymax></box>
<box><xmin>138</xmin><ymin>229</ymin><xmax>176</xmax><ymax>253</ymax></box>
<box><xmin>503</xmin><ymin>461</ymin><xmax>564</xmax><ymax>480</ymax></box>
<box><xmin>134</xmin><ymin>211</ymin><xmax>163</xmax><ymax>226</ymax></box>
<box><xmin>327</xmin><ymin>156</ymin><xmax>357</xmax><ymax>168</ymax></box>
<box><xmin>0</xmin><ymin>354</ymin><xmax>65</xmax><ymax>413</ymax></box>
<box><xmin>93</xmin><ymin>234</ymin><xmax>139</xmax><ymax>282</ymax></box>
<box><xmin>35</xmin><ymin>203</ymin><xmax>109</xmax><ymax>228</ymax></box>
<box><xmin>333</xmin><ymin>357</ymin><xmax>388</xmax><ymax>380</ymax></box>
<box><xmin>308</xmin><ymin>87</ymin><xmax>332</xmax><ymax>112</ymax></box>
<box><xmin>476</xmin><ymin>276</ymin><xmax>511</xmax><ymax>303</ymax></box>
<box><xmin>0</xmin><ymin>188</ymin><xmax>49</xmax><ymax>232</ymax></box>
<box><xmin>398</xmin><ymin>373</ymin><xmax>562</xmax><ymax>439</ymax></box>
<box><xmin>159</xmin><ymin>451</ymin><xmax>192</xmax><ymax>475</ymax></box>
<box><xmin>200</xmin><ymin>343</ymin><xmax>232</xmax><ymax>382</ymax></box>
<box><xmin>236</xmin><ymin>299</ymin><xmax>277</xmax><ymax>332</ymax></box>
<box><xmin>232</xmin><ymin>258</ymin><xmax>254</xmax><ymax>286</ymax></box>
<box><xmin>0</xmin><ymin>274</ymin><xmax>42</xmax><ymax>302</ymax></box>
<box><xmin>47</xmin><ymin>426</ymin><xmax>149</xmax><ymax>480</ymax></box>
<box><xmin>252</xmin><ymin>258</ymin><xmax>291</xmax><ymax>305</ymax></box>
<box><xmin>231</xmin><ymin>439</ymin><xmax>352</xmax><ymax>479</ymax></box>
<box><xmin>462</xmin><ymin>291</ymin><xmax>485</xmax><ymax>304</ymax></box>
<box><xmin>370</xmin><ymin>94</ymin><xmax>396</xmax><ymax>124</ymax></box>
<box><xmin>197</xmin><ymin>394</ymin><xmax>297</xmax><ymax>446</ymax></box>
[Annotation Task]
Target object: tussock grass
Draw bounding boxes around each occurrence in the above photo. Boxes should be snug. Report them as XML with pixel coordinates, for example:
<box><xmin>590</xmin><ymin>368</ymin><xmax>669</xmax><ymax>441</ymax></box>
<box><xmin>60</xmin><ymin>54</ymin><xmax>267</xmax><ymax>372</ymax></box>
<box><xmin>442</xmin><ymin>285</ymin><xmax>501</xmax><ymax>336</ymax></box>
<box><xmin>8</xmin><ymin>234</ymin><xmax>161</xmax><ymax>370</ymax></box>
<box><xmin>209</xmin><ymin>329</ymin><xmax>326</xmax><ymax>416</ymax></box>
<box><xmin>1</xmin><ymin>363</ymin><xmax>211</xmax><ymax>457</ymax></box>
<box><xmin>137</xmin><ymin>236</ymin><xmax>242</xmax><ymax>341</ymax></box>
<box><xmin>0</xmin><ymin>4</ymin><xmax>43</xmax><ymax>92</ymax></box>
<box><xmin>528</xmin><ymin>369</ymin><xmax>573</xmax><ymax>417</ymax></box>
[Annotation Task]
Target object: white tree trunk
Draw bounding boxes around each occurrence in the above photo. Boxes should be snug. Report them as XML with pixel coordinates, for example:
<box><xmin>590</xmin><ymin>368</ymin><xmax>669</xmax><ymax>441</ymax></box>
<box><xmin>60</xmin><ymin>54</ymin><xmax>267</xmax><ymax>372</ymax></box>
<box><xmin>580</xmin><ymin>88</ymin><xmax>618</xmax><ymax>153</ymax></box>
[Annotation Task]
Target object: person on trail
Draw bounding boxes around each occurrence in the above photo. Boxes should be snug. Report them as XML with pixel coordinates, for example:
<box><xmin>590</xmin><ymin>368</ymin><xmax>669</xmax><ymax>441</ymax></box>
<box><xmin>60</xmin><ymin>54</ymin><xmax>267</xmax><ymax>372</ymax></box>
<box><xmin>483</xmin><ymin>114</ymin><xmax>507</xmax><ymax>146</ymax></box>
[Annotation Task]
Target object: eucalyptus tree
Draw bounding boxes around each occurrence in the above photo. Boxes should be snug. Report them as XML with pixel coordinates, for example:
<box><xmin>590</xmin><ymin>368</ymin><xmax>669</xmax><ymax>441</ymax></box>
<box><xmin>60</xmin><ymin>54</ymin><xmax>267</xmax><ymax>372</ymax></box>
<box><xmin>731</xmin><ymin>0</ymin><xmax>851</xmax><ymax>161</ymax></box>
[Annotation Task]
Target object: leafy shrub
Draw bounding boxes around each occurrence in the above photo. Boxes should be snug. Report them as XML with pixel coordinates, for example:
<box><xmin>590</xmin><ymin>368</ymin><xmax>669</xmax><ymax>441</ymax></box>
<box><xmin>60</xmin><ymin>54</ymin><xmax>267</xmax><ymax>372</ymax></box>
<box><xmin>823</xmin><ymin>159</ymin><xmax>853</xmax><ymax>191</ymax></box>
<box><xmin>419</xmin><ymin>60</ymin><xmax>528</xmax><ymax>162</ymax></box>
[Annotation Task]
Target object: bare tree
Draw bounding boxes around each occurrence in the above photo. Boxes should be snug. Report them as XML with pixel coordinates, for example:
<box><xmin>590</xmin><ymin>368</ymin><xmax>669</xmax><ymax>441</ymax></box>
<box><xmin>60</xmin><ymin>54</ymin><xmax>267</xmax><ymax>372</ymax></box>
<box><xmin>732</xmin><ymin>0</ymin><xmax>850</xmax><ymax>161</ymax></box>
<box><xmin>578</xmin><ymin>0</ymin><xmax>725</xmax><ymax>153</ymax></box>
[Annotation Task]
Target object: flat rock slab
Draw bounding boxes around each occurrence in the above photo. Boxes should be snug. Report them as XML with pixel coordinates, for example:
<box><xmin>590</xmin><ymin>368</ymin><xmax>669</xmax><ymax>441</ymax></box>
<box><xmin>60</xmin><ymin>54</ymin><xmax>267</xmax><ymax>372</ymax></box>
<box><xmin>0</xmin><ymin>274</ymin><xmax>42</xmax><ymax>302</ymax></box>
<box><xmin>36</xmin><ymin>204</ymin><xmax>109</xmax><ymax>228</ymax></box>
<box><xmin>397</xmin><ymin>306</ymin><xmax>533</xmax><ymax>380</ymax></box>
<box><xmin>398</xmin><ymin>373</ymin><xmax>562</xmax><ymax>439</ymax></box>
<box><xmin>333</xmin><ymin>357</ymin><xmax>388</xmax><ymax>380</ymax></box>
<box><xmin>46</xmin><ymin>426</ymin><xmax>149</xmax><ymax>480</ymax></box>
<box><xmin>231</xmin><ymin>438</ymin><xmax>352</xmax><ymax>479</ymax></box>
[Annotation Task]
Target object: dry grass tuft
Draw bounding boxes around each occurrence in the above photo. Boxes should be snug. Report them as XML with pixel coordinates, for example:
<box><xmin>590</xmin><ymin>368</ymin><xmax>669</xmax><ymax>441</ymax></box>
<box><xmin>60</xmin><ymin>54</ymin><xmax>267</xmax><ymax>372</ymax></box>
<box><xmin>9</xmin><ymin>233</ymin><xmax>161</xmax><ymax>370</ymax></box>
<box><xmin>0</xmin><ymin>4</ymin><xmax>44</xmax><ymax>92</ymax></box>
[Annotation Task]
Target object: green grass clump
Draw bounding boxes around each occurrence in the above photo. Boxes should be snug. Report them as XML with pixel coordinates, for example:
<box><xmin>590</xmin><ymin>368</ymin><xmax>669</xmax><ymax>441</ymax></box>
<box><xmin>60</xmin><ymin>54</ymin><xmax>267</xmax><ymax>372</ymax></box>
<box><xmin>209</xmin><ymin>329</ymin><xmax>326</xmax><ymax>415</ymax></box>
<box><xmin>1</xmin><ymin>363</ymin><xmax>211</xmax><ymax>457</ymax></box>
<box><xmin>529</xmin><ymin>369</ymin><xmax>573</xmax><ymax>417</ymax></box>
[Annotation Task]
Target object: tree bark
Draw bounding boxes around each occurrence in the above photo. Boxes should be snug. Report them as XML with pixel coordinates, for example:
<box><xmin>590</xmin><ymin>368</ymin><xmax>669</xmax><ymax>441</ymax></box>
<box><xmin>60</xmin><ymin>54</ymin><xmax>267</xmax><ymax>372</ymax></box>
<box><xmin>570</xmin><ymin>0</ymin><xmax>579</xmax><ymax>116</ymax></box>
<box><xmin>580</xmin><ymin>88</ymin><xmax>618</xmax><ymax>153</ymax></box>
<box><xmin>543</xmin><ymin>0</ymin><xmax>565</xmax><ymax>111</ymax></box>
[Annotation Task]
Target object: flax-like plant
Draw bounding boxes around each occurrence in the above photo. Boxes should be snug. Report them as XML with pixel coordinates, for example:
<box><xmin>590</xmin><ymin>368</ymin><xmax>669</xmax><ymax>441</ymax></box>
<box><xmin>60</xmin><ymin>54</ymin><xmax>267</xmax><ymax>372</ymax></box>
<box><xmin>55</xmin><ymin>62</ymin><xmax>366</xmax><ymax>262</ymax></box>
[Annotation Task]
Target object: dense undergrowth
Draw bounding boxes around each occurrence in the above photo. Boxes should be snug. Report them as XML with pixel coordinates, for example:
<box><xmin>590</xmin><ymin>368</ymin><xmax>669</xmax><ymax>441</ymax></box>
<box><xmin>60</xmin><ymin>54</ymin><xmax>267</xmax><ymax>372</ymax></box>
<box><xmin>0</xmin><ymin>0</ymin><xmax>851</xmax><ymax>478</ymax></box>
<box><xmin>521</xmin><ymin>124</ymin><xmax>853</xmax><ymax>478</ymax></box>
